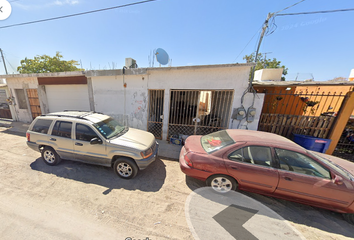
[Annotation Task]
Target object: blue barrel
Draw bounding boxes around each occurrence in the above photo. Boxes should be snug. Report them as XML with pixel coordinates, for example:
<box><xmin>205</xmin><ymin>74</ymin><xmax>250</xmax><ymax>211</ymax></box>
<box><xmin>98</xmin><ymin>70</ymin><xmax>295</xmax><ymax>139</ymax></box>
<box><xmin>293</xmin><ymin>134</ymin><xmax>332</xmax><ymax>153</ymax></box>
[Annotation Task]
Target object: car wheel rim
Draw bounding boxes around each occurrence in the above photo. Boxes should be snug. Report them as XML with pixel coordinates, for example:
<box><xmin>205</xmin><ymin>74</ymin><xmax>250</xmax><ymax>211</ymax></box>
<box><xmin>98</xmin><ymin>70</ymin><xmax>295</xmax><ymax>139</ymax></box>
<box><xmin>44</xmin><ymin>150</ymin><xmax>55</xmax><ymax>163</ymax></box>
<box><xmin>211</xmin><ymin>177</ymin><xmax>232</xmax><ymax>193</ymax></box>
<box><xmin>117</xmin><ymin>162</ymin><xmax>133</xmax><ymax>177</ymax></box>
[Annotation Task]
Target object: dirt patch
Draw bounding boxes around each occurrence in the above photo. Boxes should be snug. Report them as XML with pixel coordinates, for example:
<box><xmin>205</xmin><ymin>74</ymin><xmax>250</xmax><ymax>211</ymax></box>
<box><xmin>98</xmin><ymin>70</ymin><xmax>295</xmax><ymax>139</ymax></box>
<box><xmin>0</xmin><ymin>131</ymin><xmax>353</xmax><ymax>239</ymax></box>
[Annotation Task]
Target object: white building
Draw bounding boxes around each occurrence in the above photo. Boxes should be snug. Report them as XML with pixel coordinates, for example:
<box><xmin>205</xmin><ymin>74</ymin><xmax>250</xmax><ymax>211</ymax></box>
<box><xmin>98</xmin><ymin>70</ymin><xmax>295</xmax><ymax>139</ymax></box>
<box><xmin>1</xmin><ymin>63</ymin><xmax>264</xmax><ymax>140</ymax></box>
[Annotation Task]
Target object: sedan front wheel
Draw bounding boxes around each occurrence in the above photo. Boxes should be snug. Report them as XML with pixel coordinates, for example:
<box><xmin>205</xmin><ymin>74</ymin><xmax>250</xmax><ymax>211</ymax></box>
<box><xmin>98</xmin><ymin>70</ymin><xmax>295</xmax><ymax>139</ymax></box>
<box><xmin>206</xmin><ymin>175</ymin><xmax>237</xmax><ymax>193</ymax></box>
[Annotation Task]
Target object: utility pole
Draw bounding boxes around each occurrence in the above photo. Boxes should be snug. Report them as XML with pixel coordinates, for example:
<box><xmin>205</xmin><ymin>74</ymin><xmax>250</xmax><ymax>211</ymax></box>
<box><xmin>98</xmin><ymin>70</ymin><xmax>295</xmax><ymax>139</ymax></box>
<box><xmin>249</xmin><ymin>12</ymin><xmax>274</xmax><ymax>88</ymax></box>
<box><xmin>0</xmin><ymin>48</ymin><xmax>8</xmax><ymax>75</ymax></box>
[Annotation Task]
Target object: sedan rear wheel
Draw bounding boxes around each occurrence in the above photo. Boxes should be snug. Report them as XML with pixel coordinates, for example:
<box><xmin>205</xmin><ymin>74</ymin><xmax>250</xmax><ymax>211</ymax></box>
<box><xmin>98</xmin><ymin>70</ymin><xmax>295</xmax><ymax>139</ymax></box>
<box><xmin>207</xmin><ymin>175</ymin><xmax>237</xmax><ymax>193</ymax></box>
<box><xmin>113</xmin><ymin>157</ymin><xmax>138</xmax><ymax>179</ymax></box>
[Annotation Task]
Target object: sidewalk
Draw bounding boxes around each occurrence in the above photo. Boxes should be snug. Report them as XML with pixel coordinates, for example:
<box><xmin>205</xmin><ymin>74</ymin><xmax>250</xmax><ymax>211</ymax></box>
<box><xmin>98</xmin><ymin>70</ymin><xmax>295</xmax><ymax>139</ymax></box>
<box><xmin>0</xmin><ymin>119</ymin><xmax>181</xmax><ymax>160</ymax></box>
<box><xmin>0</xmin><ymin>119</ymin><xmax>30</xmax><ymax>136</ymax></box>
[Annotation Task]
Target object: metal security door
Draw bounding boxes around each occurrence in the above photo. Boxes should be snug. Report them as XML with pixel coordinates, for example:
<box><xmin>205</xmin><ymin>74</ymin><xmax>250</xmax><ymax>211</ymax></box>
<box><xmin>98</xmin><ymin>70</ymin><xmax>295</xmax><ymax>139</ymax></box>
<box><xmin>26</xmin><ymin>89</ymin><xmax>42</xmax><ymax>120</ymax></box>
<box><xmin>147</xmin><ymin>90</ymin><xmax>164</xmax><ymax>139</ymax></box>
<box><xmin>0</xmin><ymin>89</ymin><xmax>12</xmax><ymax>119</ymax></box>
<box><xmin>168</xmin><ymin>90</ymin><xmax>234</xmax><ymax>138</ymax></box>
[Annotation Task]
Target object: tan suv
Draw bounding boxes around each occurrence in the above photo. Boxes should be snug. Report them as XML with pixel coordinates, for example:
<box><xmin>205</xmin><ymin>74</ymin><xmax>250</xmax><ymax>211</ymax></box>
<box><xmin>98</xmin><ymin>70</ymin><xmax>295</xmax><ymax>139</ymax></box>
<box><xmin>26</xmin><ymin>111</ymin><xmax>158</xmax><ymax>179</ymax></box>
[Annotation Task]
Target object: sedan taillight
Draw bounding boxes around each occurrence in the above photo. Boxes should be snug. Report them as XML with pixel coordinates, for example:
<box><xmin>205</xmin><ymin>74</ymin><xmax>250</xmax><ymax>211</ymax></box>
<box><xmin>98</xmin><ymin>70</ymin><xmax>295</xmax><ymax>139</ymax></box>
<box><xmin>184</xmin><ymin>154</ymin><xmax>193</xmax><ymax>167</ymax></box>
<box><xmin>26</xmin><ymin>133</ymin><xmax>30</xmax><ymax>142</ymax></box>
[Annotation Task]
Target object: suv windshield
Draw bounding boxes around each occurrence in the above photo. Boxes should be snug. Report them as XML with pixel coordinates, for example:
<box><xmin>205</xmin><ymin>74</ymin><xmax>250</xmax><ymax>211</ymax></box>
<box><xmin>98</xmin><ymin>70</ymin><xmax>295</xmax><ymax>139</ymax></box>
<box><xmin>201</xmin><ymin>130</ymin><xmax>235</xmax><ymax>154</ymax></box>
<box><xmin>93</xmin><ymin>117</ymin><xmax>126</xmax><ymax>139</ymax></box>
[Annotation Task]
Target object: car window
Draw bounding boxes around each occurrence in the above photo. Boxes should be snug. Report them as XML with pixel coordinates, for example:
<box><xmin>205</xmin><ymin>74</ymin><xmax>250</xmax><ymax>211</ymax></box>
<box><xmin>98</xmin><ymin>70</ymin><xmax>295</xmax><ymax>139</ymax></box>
<box><xmin>275</xmin><ymin>148</ymin><xmax>331</xmax><ymax>179</ymax></box>
<box><xmin>32</xmin><ymin>119</ymin><xmax>52</xmax><ymax>134</ymax></box>
<box><xmin>76</xmin><ymin>123</ymin><xmax>99</xmax><ymax>142</ymax></box>
<box><xmin>201</xmin><ymin>130</ymin><xmax>235</xmax><ymax>154</ymax></box>
<box><xmin>52</xmin><ymin>121</ymin><xmax>72</xmax><ymax>139</ymax></box>
<box><xmin>228</xmin><ymin>146</ymin><xmax>272</xmax><ymax>167</ymax></box>
<box><xmin>93</xmin><ymin>117</ymin><xmax>126</xmax><ymax>139</ymax></box>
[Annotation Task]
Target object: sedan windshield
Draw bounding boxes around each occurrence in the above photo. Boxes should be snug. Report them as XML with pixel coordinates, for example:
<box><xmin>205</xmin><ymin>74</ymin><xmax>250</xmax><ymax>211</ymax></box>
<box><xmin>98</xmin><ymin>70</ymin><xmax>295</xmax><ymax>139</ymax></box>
<box><xmin>93</xmin><ymin>117</ymin><xmax>127</xmax><ymax>139</ymax></box>
<box><xmin>310</xmin><ymin>152</ymin><xmax>354</xmax><ymax>181</ymax></box>
<box><xmin>201</xmin><ymin>130</ymin><xmax>235</xmax><ymax>154</ymax></box>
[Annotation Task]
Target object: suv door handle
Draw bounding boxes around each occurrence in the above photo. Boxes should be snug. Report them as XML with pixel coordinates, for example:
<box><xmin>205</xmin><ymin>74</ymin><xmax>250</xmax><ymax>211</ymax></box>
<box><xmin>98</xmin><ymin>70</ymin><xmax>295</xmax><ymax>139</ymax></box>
<box><xmin>50</xmin><ymin>138</ymin><xmax>56</xmax><ymax>141</ymax></box>
<box><xmin>284</xmin><ymin>177</ymin><xmax>292</xmax><ymax>181</ymax></box>
<box><xmin>75</xmin><ymin>142</ymin><xmax>83</xmax><ymax>146</ymax></box>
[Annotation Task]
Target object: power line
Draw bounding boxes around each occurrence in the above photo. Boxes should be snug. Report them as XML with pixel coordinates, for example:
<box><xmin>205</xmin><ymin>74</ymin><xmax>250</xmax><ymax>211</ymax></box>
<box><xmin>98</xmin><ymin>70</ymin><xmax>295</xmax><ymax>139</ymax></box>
<box><xmin>0</xmin><ymin>0</ymin><xmax>158</xmax><ymax>29</ymax></box>
<box><xmin>3</xmin><ymin>54</ymin><xmax>16</xmax><ymax>73</ymax></box>
<box><xmin>275</xmin><ymin>0</ymin><xmax>306</xmax><ymax>14</ymax></box>
<box><xmin>277</xmin><ymin>8</ymin><xmax>354</xmax><ymax>16</ymax></box>
<box><xmin>233</xmin><ymin>26</ymin><xmax>262</xmax><ymax>62</ymax></box>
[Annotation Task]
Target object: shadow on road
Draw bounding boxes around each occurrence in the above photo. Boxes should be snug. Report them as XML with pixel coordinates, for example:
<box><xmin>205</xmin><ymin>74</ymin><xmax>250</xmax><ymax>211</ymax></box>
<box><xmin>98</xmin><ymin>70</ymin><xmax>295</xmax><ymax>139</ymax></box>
<box><xmin>184</xmin><ymin>176</ymin><xmax>354</xmax><ymax>239</ymax></box>
<box><xmin>30</xmin><ymin>156</ymin><xmax>167</xmax><ymax>195</ymax></box>
<box><xmin>0</xmin><ymin>129</ymin><xmax>26</xmax><ymax>137</ymax></box>
<box><xmin>244</xmin><ymin>192</ymin><xmax>354</xmax><ymax>239</ymax></box>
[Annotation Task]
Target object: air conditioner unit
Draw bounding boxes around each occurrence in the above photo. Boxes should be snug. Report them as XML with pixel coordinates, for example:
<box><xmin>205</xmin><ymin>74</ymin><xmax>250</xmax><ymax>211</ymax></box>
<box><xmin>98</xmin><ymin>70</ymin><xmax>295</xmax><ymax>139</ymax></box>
<box><xmin>125</xmin><ymin>58</ymin><xmax>137</xmax><ymax>69</ymax></box>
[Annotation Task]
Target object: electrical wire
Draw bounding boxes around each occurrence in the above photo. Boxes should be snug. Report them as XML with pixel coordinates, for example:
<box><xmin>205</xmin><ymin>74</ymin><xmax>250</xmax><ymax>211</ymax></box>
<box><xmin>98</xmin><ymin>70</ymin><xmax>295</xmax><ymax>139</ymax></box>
<box><xmin>233</xmin><ymin>26</ymin><xmax>262</xmax><ymax>63</ymax></box>
<box><xmin>0</xmin><ymin>0</ymin><xmax>158</xmax><ymax>29</ymax></box>
<box><xmin>275</xmin><ymin>0</ymin><xmax>306</xmax><ymax>15</ymax></box>
<box><xmin>3</xmin><ymin>54</ymin><xmax>16</xmax><ymax>73</ymax></box>
<box><xmin>277</xmin><ymin>8</ymin><xmax>354</xmax><ymax>16</ymax></box>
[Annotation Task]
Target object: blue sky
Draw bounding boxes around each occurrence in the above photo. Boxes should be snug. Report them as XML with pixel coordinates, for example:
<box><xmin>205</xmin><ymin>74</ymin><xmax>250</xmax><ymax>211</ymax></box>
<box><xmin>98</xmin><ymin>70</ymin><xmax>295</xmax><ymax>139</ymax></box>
<box><xmin>0</xmin><ymin>0</ymin><xmax>353</xmax><ymax>81</ymax></box>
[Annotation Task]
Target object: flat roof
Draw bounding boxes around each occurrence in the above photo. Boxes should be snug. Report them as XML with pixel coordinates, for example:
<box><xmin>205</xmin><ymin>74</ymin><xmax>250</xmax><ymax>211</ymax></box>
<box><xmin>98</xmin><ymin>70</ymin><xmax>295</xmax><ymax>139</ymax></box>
<box><xmin>253</xmin><ymin>80</ymin><xmax>354</xmax><ymax>87</ymax></box>
<box><xmin>0</xmin><ymin>63</ymin><xmax>255</xmax><ymax>78</ymax></box>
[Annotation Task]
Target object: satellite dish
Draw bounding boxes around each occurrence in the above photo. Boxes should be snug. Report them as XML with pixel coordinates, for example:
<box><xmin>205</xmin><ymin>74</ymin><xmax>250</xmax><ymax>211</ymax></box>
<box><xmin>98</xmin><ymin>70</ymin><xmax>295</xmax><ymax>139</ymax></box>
<box><xmin>155</xmin><ymin>48</ymin><xmax>169</xmax><ymax>65</ymax></box>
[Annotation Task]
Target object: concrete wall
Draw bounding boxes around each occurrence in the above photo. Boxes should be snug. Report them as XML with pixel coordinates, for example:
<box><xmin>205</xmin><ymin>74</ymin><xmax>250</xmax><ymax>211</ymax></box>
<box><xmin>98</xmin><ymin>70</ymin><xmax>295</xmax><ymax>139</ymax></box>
<box><xmin>5</xmin><ymin>77</ymin><xmax>39</xmax><ymax>122</ymax></box>
<box><xmin>89</xmin><ymin>70</ymin><xmax>148</xmax><ymax>130</ymax></box>
<box><xmin>89</xmin><ymin>64</ymin><xmax>264</xmax><ymax>140</ymax></box>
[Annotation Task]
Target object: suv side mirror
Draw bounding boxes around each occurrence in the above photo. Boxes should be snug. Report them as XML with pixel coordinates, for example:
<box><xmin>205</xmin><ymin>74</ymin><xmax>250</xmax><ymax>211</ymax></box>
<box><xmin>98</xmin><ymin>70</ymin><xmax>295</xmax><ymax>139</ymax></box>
<box><xmin>333</xmin><ymin>175</ymin><xmax>343</xmax><ymax>185</ymax></box>
<box><xmin>90</xmin><ymin>137</ymin><xmax>102</xmax><ymax>145</ymax></box>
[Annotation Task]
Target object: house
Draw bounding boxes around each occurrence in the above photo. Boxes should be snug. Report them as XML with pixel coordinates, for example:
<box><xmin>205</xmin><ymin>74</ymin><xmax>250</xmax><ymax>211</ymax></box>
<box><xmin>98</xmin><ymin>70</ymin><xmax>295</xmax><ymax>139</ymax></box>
<box><xmin>1</xmin><ymin>63</ymin><xmax>265</xmax><ymax>141</ymax></box>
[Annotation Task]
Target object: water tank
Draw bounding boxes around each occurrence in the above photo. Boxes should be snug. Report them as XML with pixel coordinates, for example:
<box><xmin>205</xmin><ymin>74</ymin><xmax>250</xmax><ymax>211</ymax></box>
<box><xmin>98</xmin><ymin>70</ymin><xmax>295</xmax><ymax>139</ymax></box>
<box><xmin>125</xmin><ymin>58</ymin><xmax>137</xmax><ymax>69</ymax></box>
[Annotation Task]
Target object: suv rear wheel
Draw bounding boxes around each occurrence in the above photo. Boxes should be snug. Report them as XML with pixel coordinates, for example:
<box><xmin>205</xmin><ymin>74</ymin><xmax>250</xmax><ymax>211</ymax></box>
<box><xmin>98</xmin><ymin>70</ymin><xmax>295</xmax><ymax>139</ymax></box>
<box><xmin>41</xmin><ymin>147</ymin><xmax>61</xmax><ymax>166</ymax></box>
<box><xmin>113</xmin><ymin>157</ymin><xmax>138</xmax><ymax>179</ymax></box>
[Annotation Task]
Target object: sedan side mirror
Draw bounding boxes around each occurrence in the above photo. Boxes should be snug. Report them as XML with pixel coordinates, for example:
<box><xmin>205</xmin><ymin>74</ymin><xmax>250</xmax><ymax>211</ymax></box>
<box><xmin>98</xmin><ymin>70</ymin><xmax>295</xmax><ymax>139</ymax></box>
<box><xmin>90</xmin><ymin>137</ymin><xmax>102</xmax><ymax>145</ymax></box>
<box><xmin>333</xmin><ymin>175</ymin><xmax>343</xmax><ymax>185</ymax></box>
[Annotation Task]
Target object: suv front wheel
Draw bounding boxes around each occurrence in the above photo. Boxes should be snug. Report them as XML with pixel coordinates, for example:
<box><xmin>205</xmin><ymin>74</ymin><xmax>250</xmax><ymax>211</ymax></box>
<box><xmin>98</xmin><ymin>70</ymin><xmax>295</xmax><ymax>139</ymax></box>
<box><xmin>41</xmin><ymin>147</ymin><xmax>61</xmax><ymax>166</ymax></box>
<box><xmin>113</xmin><ymin>157</ymin><xmax>138</xmax><ymax>179</ymax></box>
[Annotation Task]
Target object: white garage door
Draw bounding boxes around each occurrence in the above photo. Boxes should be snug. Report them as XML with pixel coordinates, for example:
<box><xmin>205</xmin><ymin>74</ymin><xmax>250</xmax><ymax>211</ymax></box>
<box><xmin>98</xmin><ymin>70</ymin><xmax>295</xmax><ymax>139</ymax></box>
<box><xmin>46</xmin><ymin>85</ymin><xmax>91</xmax><ymax>113</ymax></box>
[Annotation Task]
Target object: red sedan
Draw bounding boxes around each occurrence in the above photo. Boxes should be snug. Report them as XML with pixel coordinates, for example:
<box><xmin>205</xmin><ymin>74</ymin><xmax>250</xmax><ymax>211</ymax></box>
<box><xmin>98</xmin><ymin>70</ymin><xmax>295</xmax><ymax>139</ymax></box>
<box><xmin>179</xmin><ymin>129</ymin><xmax>354</xmax><ymax>224</ymax></box>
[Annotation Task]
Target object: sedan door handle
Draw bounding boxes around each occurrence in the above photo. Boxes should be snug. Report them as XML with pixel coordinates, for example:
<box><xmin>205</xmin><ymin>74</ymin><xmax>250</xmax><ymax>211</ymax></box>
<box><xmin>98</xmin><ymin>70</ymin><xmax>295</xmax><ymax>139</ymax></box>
<box><xmin>284</xmin><ymin>177</ymin><xmax>292</xmax><ymax>181</ymax></box>
<box><xmin>75</xmin><ymin>142</ymin><xmax>83</xmax><ymax>146</ymax></box>
<box><xmin>50</xmin><ymin>138</ymin><xmax>56</xmax><ymax>141</ymax></box>
<box><xmin>230</xmin><ymin>166</ymin><xmax>238</xmax><ymax>170</ymax></box>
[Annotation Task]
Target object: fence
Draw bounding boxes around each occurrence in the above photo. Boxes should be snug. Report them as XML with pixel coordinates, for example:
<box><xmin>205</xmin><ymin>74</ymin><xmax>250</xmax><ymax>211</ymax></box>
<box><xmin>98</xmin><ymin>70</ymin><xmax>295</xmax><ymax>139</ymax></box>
<box><xmin>332</xmin><ymin>119</ymin><xmax>354</xmax><ymax>162</ymax></box>
<box><xmin>168</xmin><ymin>90</ymin><xmax>234</xmax><ymax>137</ymax></box>
<box><xmin>258</xmin><ymin>89</ymin><xmax>347</xmax><ymax>140</ymax></box>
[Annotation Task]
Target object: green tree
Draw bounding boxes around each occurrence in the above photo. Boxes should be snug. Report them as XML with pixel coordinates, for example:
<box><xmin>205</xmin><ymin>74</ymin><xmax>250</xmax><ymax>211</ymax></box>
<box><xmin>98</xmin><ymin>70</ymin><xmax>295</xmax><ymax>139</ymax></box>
<box><xmin>244</xmin><ymin>53</ymin><xmax>288</xmax><ymax>81</ymax></box>
<box><xmin>17</xmin><ymin>52</ymin><xmax>83</xmax><ymax>73</ymax></box>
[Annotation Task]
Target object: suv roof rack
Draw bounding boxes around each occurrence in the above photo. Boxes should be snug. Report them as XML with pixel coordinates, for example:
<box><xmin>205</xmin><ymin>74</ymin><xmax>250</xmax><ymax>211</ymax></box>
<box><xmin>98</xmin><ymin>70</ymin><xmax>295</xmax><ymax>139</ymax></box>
<box><xmin>43</xmin><ymin>111</ymin><xmax>103</xmax><ymax>120</ymax></box>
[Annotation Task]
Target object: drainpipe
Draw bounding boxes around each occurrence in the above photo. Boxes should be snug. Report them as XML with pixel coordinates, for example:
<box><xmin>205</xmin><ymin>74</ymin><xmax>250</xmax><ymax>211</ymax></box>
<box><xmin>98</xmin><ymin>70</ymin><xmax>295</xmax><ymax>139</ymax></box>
<box><xmin>122</xmin><ymin>66</ymin><xmax>127</xmax><ymax>126</ymax></box>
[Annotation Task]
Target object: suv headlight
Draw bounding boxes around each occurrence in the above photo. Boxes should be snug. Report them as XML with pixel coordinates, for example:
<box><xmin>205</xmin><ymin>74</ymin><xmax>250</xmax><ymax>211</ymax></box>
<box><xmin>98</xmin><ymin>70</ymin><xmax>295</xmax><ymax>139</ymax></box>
<box><xmin>140</xmin><ymin>148</ymin><xmax>153</xmax><ymax>159</ymax></box>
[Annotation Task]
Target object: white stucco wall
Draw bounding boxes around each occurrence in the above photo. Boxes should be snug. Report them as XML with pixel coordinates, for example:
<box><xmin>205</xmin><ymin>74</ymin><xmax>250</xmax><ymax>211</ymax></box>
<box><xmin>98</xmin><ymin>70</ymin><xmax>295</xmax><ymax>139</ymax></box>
<box><xmin>89</xmin><ymin>64</ymin><xmax>264</xmax><ymax>140</ymax></box>
<box><xmin>90</xmin><ymin>73</ymin><xmax>148</xmax><ymax>130</ymax></box>
<box><xmin>5</xmin><ymin>77</ymin><xmax>39</xmax><ymax>122</ymax></box>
